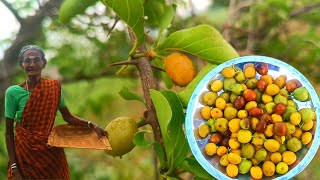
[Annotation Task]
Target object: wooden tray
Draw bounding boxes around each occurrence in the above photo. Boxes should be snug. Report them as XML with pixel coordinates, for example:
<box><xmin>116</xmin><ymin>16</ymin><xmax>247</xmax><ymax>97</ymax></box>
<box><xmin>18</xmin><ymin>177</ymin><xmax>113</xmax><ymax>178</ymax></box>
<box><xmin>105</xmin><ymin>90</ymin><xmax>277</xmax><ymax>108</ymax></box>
<box><xmin>47</xmin><ymin>124</ymin><xmax>112</xmax><ymax>150</ymax></box>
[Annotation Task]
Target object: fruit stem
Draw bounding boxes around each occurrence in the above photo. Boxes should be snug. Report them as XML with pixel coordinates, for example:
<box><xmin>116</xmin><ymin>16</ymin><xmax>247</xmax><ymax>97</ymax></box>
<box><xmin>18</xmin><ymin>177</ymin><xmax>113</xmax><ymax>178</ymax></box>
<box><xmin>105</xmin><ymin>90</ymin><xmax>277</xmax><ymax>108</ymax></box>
<box><xmin>136</xmin><ymin>118</ymin><xmax>148</xmax><ymax>127</ymax></box>
<box><xmin>132</xmin><ymin>52</ymin><xmax>147</xmax><ymax>59</ymax></box>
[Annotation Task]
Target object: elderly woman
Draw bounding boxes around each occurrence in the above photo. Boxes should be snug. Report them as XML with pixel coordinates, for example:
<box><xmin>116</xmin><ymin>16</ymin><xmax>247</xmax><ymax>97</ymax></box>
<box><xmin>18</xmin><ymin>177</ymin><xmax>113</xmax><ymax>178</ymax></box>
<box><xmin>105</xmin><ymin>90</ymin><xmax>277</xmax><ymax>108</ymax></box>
<box><xmin>5</xmin><ymin>45</ymin><xmax>107</xmax><ymax>179</ymax></box>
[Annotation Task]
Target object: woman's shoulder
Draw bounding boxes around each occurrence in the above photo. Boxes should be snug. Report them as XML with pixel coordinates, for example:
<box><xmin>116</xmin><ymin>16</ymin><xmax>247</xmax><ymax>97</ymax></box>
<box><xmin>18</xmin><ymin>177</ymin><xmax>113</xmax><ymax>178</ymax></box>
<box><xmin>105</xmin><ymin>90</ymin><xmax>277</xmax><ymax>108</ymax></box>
<box><xmin>6</xmin><ymin>85</ymin><xmax>25</xmax><ymax>95</ymax></box>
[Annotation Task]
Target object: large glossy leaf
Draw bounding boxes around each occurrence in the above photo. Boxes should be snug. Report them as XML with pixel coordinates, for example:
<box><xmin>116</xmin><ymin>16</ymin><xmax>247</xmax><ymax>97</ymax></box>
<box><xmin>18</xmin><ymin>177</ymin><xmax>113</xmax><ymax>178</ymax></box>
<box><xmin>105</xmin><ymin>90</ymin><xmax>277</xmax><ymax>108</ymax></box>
<box><xmin>59</xmin><ymin>0</ymin><xmax>98</xmax><ymax>24</ymax></box>
<box><xmin>101</xmin><ymin>0</ymin><xmax>145</xmax><ymax>54</ymax></box>
<box><xmin>161</xmin><ymin>91</ymin><xmax>190</xmax><ymax>174</ymax></box>
<box><xmin>119</xmin><ymin>87</ymin><xmax>145</xmax><ymax>104</ymax></box>
<box><xmin>144</xmin><ymin>0</ymin><xmax>175</xmax><ymax>30</ymax></box>
<box><xmin>155</xmin><ymin>24</ymin><xmax>239</xmax><ymax>64</ymax></box>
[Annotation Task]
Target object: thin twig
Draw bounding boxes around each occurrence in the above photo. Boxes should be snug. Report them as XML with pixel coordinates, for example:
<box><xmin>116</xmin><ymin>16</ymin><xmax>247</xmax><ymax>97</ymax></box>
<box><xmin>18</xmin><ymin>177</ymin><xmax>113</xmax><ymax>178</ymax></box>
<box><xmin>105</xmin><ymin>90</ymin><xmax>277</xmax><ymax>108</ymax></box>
<box><xmin>151</xmin><ymin>65</ymin><xmax>165</xmax><ymax>72</ymax></box>
<box><xmin>108</xmin><ymin>60</ymin><xmax>137</xmax><ymax>67</ymax></box>
<box><xmin>107</xmin><ymin>16</ymin><xmax>120</xmax><ymax>37</ymax></box>
<box><xmin>290</xmin><ymin>3</ymin><xmax>320</xmax><ymax>18</ymax></box>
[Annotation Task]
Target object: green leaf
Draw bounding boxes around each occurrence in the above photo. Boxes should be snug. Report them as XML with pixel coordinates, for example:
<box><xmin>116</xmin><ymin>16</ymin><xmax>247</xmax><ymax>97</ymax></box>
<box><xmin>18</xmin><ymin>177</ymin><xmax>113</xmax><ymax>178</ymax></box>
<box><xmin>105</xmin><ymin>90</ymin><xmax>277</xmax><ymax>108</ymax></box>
<box><xmin>119</xmin><ymin>87</ymin><xmax>145</xmax><ymax>104</ymax></box>
<box><xmin>101</xmin><ymin>0</ymin><xmax>145</xmax><ymax>54</ymax></box>
<box><xmin>133</xmin><ymin>130</ymin><xmax>152</xmax><ymax>148</ymax></box>
<box><xmin>149</xmin><ymin>89</ymin><xmax>172</xmax><ymax>148</ymax></box>
<box><xmin>155</xmin><ymin>24</ymin><xmax>239</xmax><ymax>64</ymax></box>
<box><xmin>161</xmin><ymin>91</ymin><xmax>190</xmax><ymax>174</ymax></box>
<box><xmin>144</xmin><ymin>0</ymin><xmax>175</xmax><ymax>30</ymax></box>
<box><xmin>59</xmin><ymin>0</ymin><xmax>98</xmax><ymax>24</ymax></box>
<box><xmin>179</xmin><ymin>157</ymin><xmax>215</xmax><ymax>180</ymax></box>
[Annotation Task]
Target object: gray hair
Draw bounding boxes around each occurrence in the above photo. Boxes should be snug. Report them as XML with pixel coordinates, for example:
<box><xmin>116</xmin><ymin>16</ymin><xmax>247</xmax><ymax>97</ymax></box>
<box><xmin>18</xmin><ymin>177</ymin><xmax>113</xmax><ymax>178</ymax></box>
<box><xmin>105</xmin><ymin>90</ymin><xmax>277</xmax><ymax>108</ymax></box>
<box><xmin>19</xmin><ymin>45</ymin><xmax>47</xmax><ymax>65</ymax></box>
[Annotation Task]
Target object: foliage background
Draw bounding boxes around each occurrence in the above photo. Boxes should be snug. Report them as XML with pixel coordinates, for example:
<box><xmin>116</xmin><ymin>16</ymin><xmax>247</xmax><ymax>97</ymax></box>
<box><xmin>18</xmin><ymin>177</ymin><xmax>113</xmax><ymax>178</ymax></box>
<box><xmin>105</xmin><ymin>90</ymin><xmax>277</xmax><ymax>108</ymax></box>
<box><xmin>0</xmin><ymin>0</ymin><xmax>320</xmax><ymax>179</ymax></box>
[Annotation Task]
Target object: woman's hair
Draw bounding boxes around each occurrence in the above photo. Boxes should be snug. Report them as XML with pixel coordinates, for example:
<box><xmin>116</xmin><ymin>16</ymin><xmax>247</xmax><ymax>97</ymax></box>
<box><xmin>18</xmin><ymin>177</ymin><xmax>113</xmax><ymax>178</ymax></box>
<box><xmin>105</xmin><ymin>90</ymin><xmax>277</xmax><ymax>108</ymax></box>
<box><xmin>18</xmin><ymin>45</ymin><xmax>47</xmax><ymax>65</ymax></box>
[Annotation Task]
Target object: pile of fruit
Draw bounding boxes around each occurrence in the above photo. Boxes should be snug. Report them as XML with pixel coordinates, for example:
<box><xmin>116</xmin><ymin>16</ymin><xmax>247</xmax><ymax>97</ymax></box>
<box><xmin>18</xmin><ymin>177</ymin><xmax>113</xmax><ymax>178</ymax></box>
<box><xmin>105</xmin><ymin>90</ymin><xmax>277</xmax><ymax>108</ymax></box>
<box><xmin>197</xmin><ymin>62</ymin><xmax>316</xmax><ymax>179</ymax></box>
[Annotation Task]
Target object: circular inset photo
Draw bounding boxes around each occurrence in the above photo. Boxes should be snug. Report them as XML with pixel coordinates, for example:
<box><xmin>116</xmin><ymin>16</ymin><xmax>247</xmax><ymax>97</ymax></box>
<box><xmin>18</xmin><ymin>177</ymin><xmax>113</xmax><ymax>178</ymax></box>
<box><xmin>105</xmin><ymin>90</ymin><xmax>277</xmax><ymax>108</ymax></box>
<box><xmin>185</xmin><ymin>55</ymin><xmax>320</xmax><ymax>180</ymax></box>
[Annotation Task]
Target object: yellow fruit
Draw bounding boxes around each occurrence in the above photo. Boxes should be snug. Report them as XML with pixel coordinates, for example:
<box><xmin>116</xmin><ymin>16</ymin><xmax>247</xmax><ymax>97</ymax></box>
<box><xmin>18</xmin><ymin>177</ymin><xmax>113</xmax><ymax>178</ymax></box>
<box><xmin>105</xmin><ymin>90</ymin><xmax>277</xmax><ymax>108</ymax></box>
<box><xmin>260</xmin><ymin>74</ymin><xmax>274</xmax><ymax>85</ymax></box>
<box><xmin>245</xmin><ymin>101</ymin><xmax>258</xmax><ymax>111</ymax></box>
<box><xmin>270</xmin><ymin>152</ymin><xmax>282</xmax><ymax>164</ymax></box>
<box><xmin>264</xmin><ymin>139</ymin><xmax>280</xmax><ymax>152</ymax></box>
<box><xmin>271</xmin><ymin>113</ymin><xmax>283</xmax><ymax>123</ymax></box>
<box><xmin>217</xmin><ymin>146</ymin><xmax>228</xmax><ymax>156</ymax></box>
<box><xmin>221</xmin><ymin>66</ymin><xmax>236</xmax><ymax>78</ymax></box>
<box><xmin>229</xmin><ymin>138</ymin><xmax>241</xmax><ymax>149</ymax></box>
<box><xmin>262</xmin><ymin>161</ymin><xmax>275</xmax><ymax>177</ymax></box>
<box><xmin>292</xmin><ymin>128</ymin><xmax>303</xmax><ymax>139</ymax></box>
<box><xmin>252</xmin><ymin>133</ymin><xmax>265</xmax><ymax>146</ymax></box>
<box><xmin>203</xmin><ymin>92</ymin><xmax>218</xmax><ymax>106</ymax></box>
<box><xmin>301</xmin><ymin>132</ymin><xmax>313</xmax><ymax>145</ymax></box>
<box><xmin>265</xmin><ymin>84</ymin><xmax>280</xmax><ymax>96</ymax></box>
<box><xmin>262</xmin><ymin>94</ymin><xmax>273</xmax><ymax>104</ymax></box>
<box><xmin>244</xmin><ymin>66</ymin><xmax>256</xmax><ymax>78</ymax></box>
<box><xmin>282</xmin><ymin>151</ymin><xmax>296</xmax><ymax>165</ymax></box>
<box><xmin>228</xmin><ymin>152</ymin><xmax>242</xmax><ymax>164</ymax></box>
<box><xmin>164</xmin><ymin>52</ymin><xmax>196</xmax><ymax>87</ymax></box>
<box><xmin>237</xmin><ymin>129</ymin><xmax>252</xmax><ymax>143</ymax></box>
<box><xmin>226</xmin><ymin>164</ymin><xmax>238</xmax><ymax>177</ymax></box>
<box><xmin>228</xmin><ymin>118</ymin><xmax>241</xmax><ymax>133</ymax></box>
<box><xmin>276</xmin><ymin>162</ymin><xmax>289</xmax><ymax>174</ymax></box>
<box><xmin>215</xmin><ymin>97</ymin><xmax>227</xmax><ymax>110</ymax></box>
<box><xmin>237</xmin><ymin>110</ymin><xmax>248</xmax><ymax>118</ymax></box>
<box><xmin>250</xmin><ymin>166</ymin><xmax>263</xmax><ymax>179</ymax></box>
<box><xmin>290</xmin><ymin>112</ymin><xmax>301</xmax><ymax>126</ymax></box>
<box><xmin>201</xmin><ymin>106</ymin><xmax>211</xmax><ymax>120</ymax></box>
<box><xmin>251</xmin><ymin>117</ymin><xmax>259</xmax><ymax>130</ymax></box>
<box><xmin>211</xmin><ymin>80</ymin><xmax>224</xmax><ymax>92</ymax></box>
<box><xmin>231</xmin><ymin>149</ymin><xmax>242</xmax><ymax>156</ymax></box>
<box><xmin>301</xmin><ymin>120</ymin><xmax>314</xmax><ymax>131</ymax></box>
<box><xmin>210</xmin><ymin>108</ymin><xmax>223</xmax><ymax>119</ymax></box>
<box><xmin>220</xmin><ymin>154</ymin><xmax>229</xmax><ymax>166</ymax></box>
<box><xmin>105</xmin><ymin>117</ymin><xmax>138</xmax><ymax>157</ymax></box>
<box><xmin>205</xmin><ymin>143</ymin><xmax>217</xmax><ymax>156</ymax></box>
<box><xmin>264</xmin><ymin>124</ymin><xmax>274</xmax><ymax>137</ymax></box>
<box><xmin>198</xmin><ymin>123</ymin><xmax>210</xmax><ymax>138</ymax></box>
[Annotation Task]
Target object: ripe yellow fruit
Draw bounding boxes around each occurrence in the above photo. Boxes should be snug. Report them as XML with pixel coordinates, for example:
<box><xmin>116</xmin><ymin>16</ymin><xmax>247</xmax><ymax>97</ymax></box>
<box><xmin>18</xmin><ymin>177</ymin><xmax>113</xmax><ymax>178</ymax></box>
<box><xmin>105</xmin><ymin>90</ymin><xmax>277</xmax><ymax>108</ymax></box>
<box><xmin>276</xmin><ymin>162</ymin><xmax>288</xmax><ymax>174</ymax></box>
<box><xmin>290</xmin><ymin>112</ymin><xmax>301</xmax><ymax>125</ymax></box>
<box><xmin>229</xmin><ymin>138</ymin><xmax>241</xmax><ymax>150</ymax></box>
<box><xmin>105</xmin><ymin>117</ymin><xmax>138</xmax><ymax>157</ymax></box>
<box><xmin>237</xmin><ymin>129</ymin><xmax>252</xmax><ymax>143</ymax></box>
<box><xmin>205</xmin><ymin>143</ymin><xmax>217</xmax><ymax>156</ymax></box>
<box><xmin>301</xmin><ymin>132</ymin><xmax>313</xmax><ymax>145</ymax></box>
<box><xmin>201</xmin><ymin>106</ymin><xmax>211</xmax><ymax>120</ymax></box>
<box><xmin>217</xmin><ymin>146</ymin><xmax>228</xmax><ymax>156</ymax></box>
<box><xmin>270</xmin><ymin>152</ymin><xmax>282</xmax><ymax>164</ymax></box>
<box><xmin>265</xmin><ymin>84</ymin><xmax>280</xmax><ymax>96</ymax></box>
<box><xmin>211</xmin><ymin>80</ymin><xmax>224</xmax><ymax>92</ymax></box>
<box><xmin>250</xmin><ymin>166</ymin><xmax>263</xmax><ymax>179</ymax></box>
<box><xmin>164</xmin><ymin>52</ymin><xmax>196</xmax><ymax>87</ymax></box>
<box><xmin>226</xmin><ymin>164</ymin><xmax>238</xmax><ymax>177</ymax></box>
<box><xmin>221</xmin><ymin>66</ymin><xmax>236</xmax><ymax>78</ymax></box>
<box><xmin>244</xmin><ymin>66</ymin><xmax>256</xmax><ymax>78</ymax></box>
<box><xmin>228</xmin><ymin>118</ymin><xmax>241</xmax><ymax>133</ymax></box>
<box><xmin>211</xmin><ymin>108</ymin><xmax>223</xmax><ymax>119</ymax></box>
<box><xmin>264</xmin><ymin>139</ymin><xmax>280</xmax><ymax>152</ymax></box>
<box><xmin>282</xmin><ymin>151</ymin><xmax>297</xmax><ymax>165</ymax></box>
<box><xmin>215</xmin><ymin>97</ymin><xmax>227</xmax><ymax>110</ymax></box>
<box><xmin>220</xmin><ymin>154</ymin><xmax>229</xmax><ymax>166</ymax></box>
<box><xmin>228</xmin><ymin>152</ymin><xmax>242</xmax><ymax>164</ymax></box>
<box><xmin>262</xmin><ymin>161</ymin><xmax>275</xmax><ymax>177</ymax></box>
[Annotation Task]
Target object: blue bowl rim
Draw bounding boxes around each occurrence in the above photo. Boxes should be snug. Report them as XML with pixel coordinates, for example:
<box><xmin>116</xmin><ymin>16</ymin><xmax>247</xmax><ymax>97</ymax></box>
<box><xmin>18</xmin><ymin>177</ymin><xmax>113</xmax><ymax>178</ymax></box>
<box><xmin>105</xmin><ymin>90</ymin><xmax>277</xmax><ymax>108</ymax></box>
<box><xmin>185</xmin><ymin>55</ymin><xmax>320</xmax><ymax>180</ymax></box>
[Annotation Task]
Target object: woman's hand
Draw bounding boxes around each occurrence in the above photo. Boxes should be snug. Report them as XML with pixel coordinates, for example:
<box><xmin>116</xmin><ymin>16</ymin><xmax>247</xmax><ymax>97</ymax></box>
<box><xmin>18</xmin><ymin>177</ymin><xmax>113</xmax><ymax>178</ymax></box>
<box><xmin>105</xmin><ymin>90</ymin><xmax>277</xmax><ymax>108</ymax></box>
<box><xmin>93</xmin><ymin>125</ymin><xmax>108</xmax><ymax>140</ymax></box>
<box><xmin>12</xmin><ymin>169</ymin><xmax>23</xmax><ymax>180</ymax></box>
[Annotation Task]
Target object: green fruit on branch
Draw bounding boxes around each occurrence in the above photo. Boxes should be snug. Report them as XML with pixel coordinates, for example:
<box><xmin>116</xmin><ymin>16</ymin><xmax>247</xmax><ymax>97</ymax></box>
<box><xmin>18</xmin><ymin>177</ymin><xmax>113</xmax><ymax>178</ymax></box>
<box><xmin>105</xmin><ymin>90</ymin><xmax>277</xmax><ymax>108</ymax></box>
<box><xmin>105</xmin><ymin>117</ymin><xmax>138</xmax><ymax>158</ymax></box>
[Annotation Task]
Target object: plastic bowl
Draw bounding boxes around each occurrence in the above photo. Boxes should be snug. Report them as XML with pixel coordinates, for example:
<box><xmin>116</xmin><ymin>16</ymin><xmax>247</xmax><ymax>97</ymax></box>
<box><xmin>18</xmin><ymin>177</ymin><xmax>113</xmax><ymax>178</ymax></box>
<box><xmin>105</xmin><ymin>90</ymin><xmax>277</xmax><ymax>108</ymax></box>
<box><xmin>185</xmin><ymin>55</ymin><xmax>320</xmax><ymax>179</ymax></box>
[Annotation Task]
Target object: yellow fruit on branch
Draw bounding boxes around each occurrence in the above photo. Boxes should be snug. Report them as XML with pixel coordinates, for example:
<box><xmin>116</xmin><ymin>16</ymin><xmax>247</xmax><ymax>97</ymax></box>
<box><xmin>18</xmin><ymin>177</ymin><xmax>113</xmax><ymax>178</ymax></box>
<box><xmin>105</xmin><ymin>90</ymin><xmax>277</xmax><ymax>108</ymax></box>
<box><xmin>105</xmin><ymin>117</ymin><xmax>138</xmax><ymax>158</ymax></box>
<box><xmin>163</xmin><ymin>52</ymin><xmax>196</xmax><ymax>87</ymax></box>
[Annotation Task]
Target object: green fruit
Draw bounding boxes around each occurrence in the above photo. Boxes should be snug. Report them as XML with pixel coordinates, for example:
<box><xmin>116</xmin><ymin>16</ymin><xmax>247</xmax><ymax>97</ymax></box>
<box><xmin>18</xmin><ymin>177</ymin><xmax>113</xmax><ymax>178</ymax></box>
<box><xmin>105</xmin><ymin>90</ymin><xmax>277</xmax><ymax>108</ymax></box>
<box><xmin>299</xmin><ymin>108</ymin><xmax>316</xmax><ymax>123</ymax></box>
<box><xmin>286</xmin><ymin>137</ymin><xmax>302</xmax><ymax>152</ymax></box>
<box><xmin>206</xmin><ymin>118</ymin><xmax>217</xmax><ymax>132</ymax></box>
<box><xmin>293</xmin><ymin>87</ymin><xmax>309</xmax><ymax>101</ymax></box>
<box><xmin>255</xmin><ymin>148</ymin><xmax>268</xmax><ymax>162</ymax></box>
<box><xmin>215</xmin><ymin>118</ymin><xmax>229</xmax><ymax>133</ymax></box>
<box><xmin>278</xmin><ymin>144</ymin><xmax>287</xmax><ymax>154</ymax></box>
<box><xmin>235</xmin><ymin>71</ymin><xmax>246</xmax><ymax>83</ymax></box>
<box><xmin>224</xmin><ymin>78</ymin><xmax>237</xmax><ymax>92</ymax></box>
<box><xmin>238</xmin><ymin>159</ymin><xmax>252</xmax><ymax>174</ymax></box>
<box><xmin>105</xmin><ymin>117</ymin><xmax>138</xmax><ymax>157</ymax></box>
<box><xmin>246</xmin><ymin>78</ymin><xmax>258</xmax><ymax>89</ymax></box>
<box><xmin>265</xmin><ymin>102</ymin><xmax>276</xmax><ymax>114</ymax></box>
<box><xmin>283</xmin><ymin>106</ymin><xmax>297</xmax><ymax>121</ymax></box>
<box><xmin>230</xmin><ymin>83</ymin><xmax>245</xmax><ymax>95</ymax></box>
<box><xmin>254</xmin><ymin>89</ymin><xmax>262</xmax><ymax>103</ymax></box>
<box><xmin>224</xmin><ymin>106</ymin><xmax>238</xmax><ymax>120</ymax></box>
<box><xmin>241</xmin><ymin>143</ymin><xmax>255</xmax><ymax>159</ymax></box>
<box><xmin>274</xmin><ymin>94</ymin><xmax>288</xmax><ymax>105</ymax></box>
<box><xmin>220</xmin><ymin>92</ymin><xmax>230</xmax><ymax>103</ymax></box>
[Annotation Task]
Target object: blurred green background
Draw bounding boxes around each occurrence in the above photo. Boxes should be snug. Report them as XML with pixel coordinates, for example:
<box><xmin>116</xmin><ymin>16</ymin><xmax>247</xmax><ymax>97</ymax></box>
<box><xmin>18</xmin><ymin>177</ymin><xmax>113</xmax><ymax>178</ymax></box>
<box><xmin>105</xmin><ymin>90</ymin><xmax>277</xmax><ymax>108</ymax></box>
<box><xmin>0</xmin><ymin>0</ymin><xmax>320</xmax><ymax>179</ymax></box>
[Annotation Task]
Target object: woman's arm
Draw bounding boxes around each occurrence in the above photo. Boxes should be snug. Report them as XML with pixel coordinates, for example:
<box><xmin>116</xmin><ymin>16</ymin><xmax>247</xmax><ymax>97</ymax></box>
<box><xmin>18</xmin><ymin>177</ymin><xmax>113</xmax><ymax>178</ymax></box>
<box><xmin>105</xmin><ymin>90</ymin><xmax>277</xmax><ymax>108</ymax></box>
<box><xmin>59</xmin><ymin>106</ymin><xmax>107</xmax><ymax>139</ymax></box>
<box><xmin>5</xmin><ymin>118</ymin><xmax>23</xmax><ymax>179</ymax></box>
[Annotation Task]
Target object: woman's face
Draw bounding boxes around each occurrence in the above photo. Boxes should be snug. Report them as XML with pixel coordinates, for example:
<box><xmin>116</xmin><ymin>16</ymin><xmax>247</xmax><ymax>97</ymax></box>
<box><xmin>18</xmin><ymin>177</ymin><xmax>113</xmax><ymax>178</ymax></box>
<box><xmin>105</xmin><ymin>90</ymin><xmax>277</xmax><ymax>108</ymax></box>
<box><xmin>21</xmin><ymin>49</ymin><xmax>45</xmax><ymax>78</ymax></box>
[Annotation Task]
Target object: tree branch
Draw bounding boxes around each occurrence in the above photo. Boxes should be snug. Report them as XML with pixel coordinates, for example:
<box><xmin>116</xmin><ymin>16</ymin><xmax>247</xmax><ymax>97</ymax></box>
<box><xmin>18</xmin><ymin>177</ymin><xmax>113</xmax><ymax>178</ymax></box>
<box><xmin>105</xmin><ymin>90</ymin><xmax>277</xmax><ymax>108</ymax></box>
<box><xmin>0</xmin><ymin>0</ymin><xmax>24</xmax><ymax>24</ymax></box>
<box><xmin>290</xmin><ymin>3</ymin><xmax>320</xmax><ymax>18</ymax></box>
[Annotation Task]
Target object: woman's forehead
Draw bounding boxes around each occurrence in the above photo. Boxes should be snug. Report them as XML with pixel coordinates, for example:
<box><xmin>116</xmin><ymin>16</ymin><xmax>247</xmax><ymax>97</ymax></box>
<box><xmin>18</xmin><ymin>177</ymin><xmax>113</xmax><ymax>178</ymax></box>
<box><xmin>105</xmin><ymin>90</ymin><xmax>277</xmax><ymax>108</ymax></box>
<box><xmin>23</xmin><ymin>49</ymin><xmax>41</xmax><ymax>57</ymax></box>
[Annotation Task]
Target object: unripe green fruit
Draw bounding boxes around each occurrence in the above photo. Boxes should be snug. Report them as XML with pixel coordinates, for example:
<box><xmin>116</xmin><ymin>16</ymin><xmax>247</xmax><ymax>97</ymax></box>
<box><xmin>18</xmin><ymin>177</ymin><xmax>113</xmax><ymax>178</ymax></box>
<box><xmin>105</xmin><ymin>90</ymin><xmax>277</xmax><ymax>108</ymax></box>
<box><xmin>105</xmin><ymin>117</ymin><xmax>138</xmax><ymax>157</ymax></box>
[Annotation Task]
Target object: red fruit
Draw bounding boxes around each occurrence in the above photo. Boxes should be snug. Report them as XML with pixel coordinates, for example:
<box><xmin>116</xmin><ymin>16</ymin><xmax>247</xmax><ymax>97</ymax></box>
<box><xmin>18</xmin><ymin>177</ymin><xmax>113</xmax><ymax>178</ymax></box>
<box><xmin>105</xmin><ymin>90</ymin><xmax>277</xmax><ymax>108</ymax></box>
<box><xmin>256</xmin><ymin>120</ymin><xmax>267</xmax><ymax>133</ymax></box>
<box><xmin>249</xmin><ymin>107</ymin><xmax>262</xmax><ymax>117</ymax></box>
<box><xmin>273</xmin><ymin>122</ymin><xmax>287</xmax><ymax>136</ymax></box>
<box><xmin>220</xmin><ymin>137</ymin><xmax>230</xmax><ymax>148</ymax></box>
<box><xmin>255</xmin><ymin>63</ymin><xmax>269</xmax><ymax>75</ymax></box>
<box><xmin>260</xmin><ymin>113</ymin><xmax>272</xmax><ymax>124</ymax></box>
<box><xmin>286</xmin><ymin>80</ymin><xmax>298</xmax><ymax>93</ymax></box>
<box><xmin>209</xmin><ymin>133</ymin><xmax>223</xmax><ymax>144</ymax></box>
<box><xmin>243</xmin><ymin>89</ymin><xmax>257</xmax><ymax>102</ymax></box>
<box><xmin>234</xmin><ymin>96</ymin><xmax>246</xmax><ymax>110</ymax></box>
<box><xmin>240</xmin><ymin>118</ymin><xmax>251</xmax><ymax>129</ymax></box>
<box><xmin>257</xmin><ymin>79</ymin><xmax>268</xmax><ymax>92</ymax></box>
<box><xmin>273</xmin><ymin>103</ymin><xmax>286</xmax><ymax>116</ymax></box>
